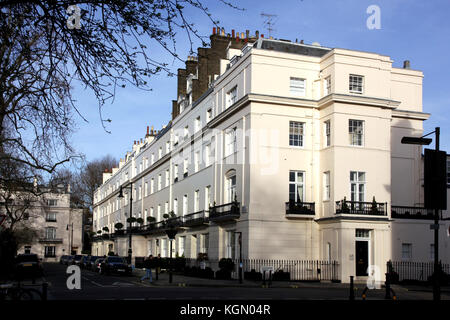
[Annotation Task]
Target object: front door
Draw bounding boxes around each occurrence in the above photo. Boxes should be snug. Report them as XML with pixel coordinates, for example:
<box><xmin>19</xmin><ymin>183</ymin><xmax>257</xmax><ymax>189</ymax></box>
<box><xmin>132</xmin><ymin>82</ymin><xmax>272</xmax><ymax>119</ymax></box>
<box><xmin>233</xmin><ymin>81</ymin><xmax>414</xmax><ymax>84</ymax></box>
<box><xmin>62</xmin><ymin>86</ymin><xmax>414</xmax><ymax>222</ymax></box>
<box><xmin>355</xmin><ymin>241</ymin><xmax>368</xmax><ymax>276</ymax></box>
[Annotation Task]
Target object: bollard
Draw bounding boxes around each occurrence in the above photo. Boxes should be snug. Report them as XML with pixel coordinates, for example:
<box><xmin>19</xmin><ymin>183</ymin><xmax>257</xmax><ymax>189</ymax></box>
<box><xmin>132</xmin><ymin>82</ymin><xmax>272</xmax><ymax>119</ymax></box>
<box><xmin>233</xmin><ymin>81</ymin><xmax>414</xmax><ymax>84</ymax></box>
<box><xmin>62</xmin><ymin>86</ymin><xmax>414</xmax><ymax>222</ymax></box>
<box><xmin>349</xmin><ymin>276</ymin><xmax>355</xmax><ymax>300</ymax></box>
<box><xmin>384</xmin><ymin>273</ymin><xmax>391</xmax><ymax>300</ymax></box>
<box><xmin>262</xmin><ymin>270</ymin><xmax>266</xmax><ymax>287</ymax></box>
<box><xmin>268</xmin><ymin>270</ymin><xmax>272</xmax><ymax>287</ymax></box>
<box><xmin>42</xmin><ymin>282</ymin><xmax>48</xmax><ymax>301</ymax></box>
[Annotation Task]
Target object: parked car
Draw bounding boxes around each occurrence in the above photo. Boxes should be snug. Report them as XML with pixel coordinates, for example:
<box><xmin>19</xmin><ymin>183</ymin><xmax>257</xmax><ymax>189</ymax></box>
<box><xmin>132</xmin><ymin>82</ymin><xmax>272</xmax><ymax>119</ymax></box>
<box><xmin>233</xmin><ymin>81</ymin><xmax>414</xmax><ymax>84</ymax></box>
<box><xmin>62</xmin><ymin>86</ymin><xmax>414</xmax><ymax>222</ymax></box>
<box><xmin>92</xmin><ymin>258</ymin><xmax>105</xmax><ymax>273</ymax></box>
<box><xmin>69</xmin><ymin>255</ymin><xmax>83</xmax><ymax>266</ymax></box>
<box><xmin>59</xmin><ymin>255</ymin><xmax>68</xmax><ymax>264</ymax></box>
<box><xmin>85</xmin><ymin>256</ymin><xmax>100</xmax><ymax>270</ymax></box>
<box><xmin>65</xmin><ymin>255</ymin><xmax>75</xmax><ymax>265</ymax></box>
<box><xmin>100</xmin><ymin>256</ymin><xmax>131</xmax><ymax>276</ymax></box>
<box><xmin>14</xmin><ymin>254</ymin><xmax>43</xmax><ymax>279</ymax></box>
<box><xmin>79</xmin><ymin>256</ymin><xmax>90</xmax><ymax>269</ymax></box>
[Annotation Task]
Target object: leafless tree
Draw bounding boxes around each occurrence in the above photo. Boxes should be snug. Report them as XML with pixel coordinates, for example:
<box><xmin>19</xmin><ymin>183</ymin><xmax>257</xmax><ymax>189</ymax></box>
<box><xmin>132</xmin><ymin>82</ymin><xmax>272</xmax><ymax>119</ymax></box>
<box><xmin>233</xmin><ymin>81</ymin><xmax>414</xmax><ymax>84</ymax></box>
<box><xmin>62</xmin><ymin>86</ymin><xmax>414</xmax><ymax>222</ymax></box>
<box><xmin>0</xmin><ymin>0</ymin><xmax>239</xmax><ymax>223</ymax></box>
<box><xmin>0</xmin><ymin>0</ymin><xmax>238</xmax><ymax>176</ymax></box>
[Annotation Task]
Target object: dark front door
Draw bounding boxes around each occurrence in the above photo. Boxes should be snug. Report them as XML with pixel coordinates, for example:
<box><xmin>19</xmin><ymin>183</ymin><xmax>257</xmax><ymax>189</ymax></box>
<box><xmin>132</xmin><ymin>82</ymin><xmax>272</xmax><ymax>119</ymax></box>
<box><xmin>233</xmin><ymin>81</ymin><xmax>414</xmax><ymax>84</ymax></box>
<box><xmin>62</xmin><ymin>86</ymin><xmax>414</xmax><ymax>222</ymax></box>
<box><xmin>355</xmin><ymin>241</ymin><xmax>368</xmax><ymax>276</ymax></box>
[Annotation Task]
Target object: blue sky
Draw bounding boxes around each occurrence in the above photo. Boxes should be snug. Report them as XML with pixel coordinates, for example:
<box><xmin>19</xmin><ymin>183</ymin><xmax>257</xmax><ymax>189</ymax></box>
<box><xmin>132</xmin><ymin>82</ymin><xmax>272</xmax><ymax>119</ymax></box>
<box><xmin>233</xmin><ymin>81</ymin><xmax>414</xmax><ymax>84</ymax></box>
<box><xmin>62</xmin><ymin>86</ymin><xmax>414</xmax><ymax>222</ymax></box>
<box><xmin>71</xmin><ymin>0</ymin><xmax>450</xmax><ymax>163</ymax></box>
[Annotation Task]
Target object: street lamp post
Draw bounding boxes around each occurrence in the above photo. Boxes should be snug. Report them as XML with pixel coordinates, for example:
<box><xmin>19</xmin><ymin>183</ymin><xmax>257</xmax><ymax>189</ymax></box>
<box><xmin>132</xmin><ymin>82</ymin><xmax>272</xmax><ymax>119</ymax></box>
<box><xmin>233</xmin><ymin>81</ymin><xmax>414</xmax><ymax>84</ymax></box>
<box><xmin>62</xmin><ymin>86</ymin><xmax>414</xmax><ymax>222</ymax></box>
<box><xmin>66</xmin><ymin>223</ymin><xmax>73</xmax><ymax>254</ymax></box>
<box><xmin>235</xmin><ymin>231</ymin><xmax>243</xmax><ymax>284</ymax></box>
<box><xmin>166</xmin><ymin>228</ymin><xmax>178</xmax><ymax>283</ymax></box>
<box><xmin>118</xmin><ymin>183</ymin><xmax>133</xmax><ymax>265</ymax></box>
<box><xmin>401</xmin><ymin>127</ymin><xmax>442</xmax><ymax>301</ymax></box>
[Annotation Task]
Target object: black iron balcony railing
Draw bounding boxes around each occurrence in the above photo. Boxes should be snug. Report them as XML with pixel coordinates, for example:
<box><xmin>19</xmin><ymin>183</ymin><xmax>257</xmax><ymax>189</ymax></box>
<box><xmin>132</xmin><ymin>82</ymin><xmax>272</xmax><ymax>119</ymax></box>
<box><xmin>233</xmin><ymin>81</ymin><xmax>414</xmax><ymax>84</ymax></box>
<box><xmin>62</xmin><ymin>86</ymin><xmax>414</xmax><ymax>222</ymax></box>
<box><xmin>391</xmin><ymin>206</ymin><xmax>435</xmax><ymax>220</ymax></box>
<box><xmin>285</xmin><ymin>201</ymin><xmax>315</xmax><ymax>216</ymax></box>
<box><xmin>183</xmin><ymin>210</ymin><xmax>209</xmax><ymax>227</ymax></box>
<box><xmin>335</xmin><ymin>200</ymin><xmax>387</xmax><ymax>216</ymax></box>
<box><xmin>209</xmin><ymin>201</ymin><xmax>240</xmax><ymax>222</ymax></box>
<box><xmin>45</xmin><ymin>218</ymin><xmax>57</xmax><ymax>222</ymax></box>
<box><xmin>39</xmin><ymin>238</ymin><xmax>63</xmax><ymax>243</ymax></box>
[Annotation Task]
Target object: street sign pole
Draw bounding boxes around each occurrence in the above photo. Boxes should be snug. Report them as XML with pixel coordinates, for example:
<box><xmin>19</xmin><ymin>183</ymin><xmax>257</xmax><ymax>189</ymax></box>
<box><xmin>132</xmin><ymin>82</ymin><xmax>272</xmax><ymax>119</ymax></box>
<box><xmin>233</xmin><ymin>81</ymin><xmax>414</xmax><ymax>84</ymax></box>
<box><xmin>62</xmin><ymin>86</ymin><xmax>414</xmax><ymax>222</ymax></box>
<box><xmin>433</xmin><ymin>127</ymin><xmax>440</xmax><ymax>301</ymax></box>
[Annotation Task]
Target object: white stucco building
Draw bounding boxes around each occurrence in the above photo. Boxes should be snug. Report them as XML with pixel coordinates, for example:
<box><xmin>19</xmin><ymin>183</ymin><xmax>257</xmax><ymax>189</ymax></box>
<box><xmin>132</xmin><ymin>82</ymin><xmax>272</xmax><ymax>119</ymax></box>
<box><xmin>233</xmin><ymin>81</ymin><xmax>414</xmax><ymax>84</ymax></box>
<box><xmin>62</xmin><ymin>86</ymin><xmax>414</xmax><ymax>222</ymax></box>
<box><xmin>92</xmin><ymin>29</ymin><xmax>449</xmax><ymax>282</ymax></box>
<box><xmin>1</xmin><ymin>184</ymin><xmax>83</xmax><ymax>262</ymax></box>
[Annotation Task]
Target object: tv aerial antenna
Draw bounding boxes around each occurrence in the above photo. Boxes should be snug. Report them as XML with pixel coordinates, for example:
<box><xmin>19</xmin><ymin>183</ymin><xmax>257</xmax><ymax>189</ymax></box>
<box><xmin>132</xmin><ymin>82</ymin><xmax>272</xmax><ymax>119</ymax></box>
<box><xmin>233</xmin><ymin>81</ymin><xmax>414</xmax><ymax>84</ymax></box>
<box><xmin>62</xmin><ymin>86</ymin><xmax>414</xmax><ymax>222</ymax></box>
<box><xmin>261</xmin><ymin>12</ymin><xmax>277</xmax><ymax>38</ymax></box>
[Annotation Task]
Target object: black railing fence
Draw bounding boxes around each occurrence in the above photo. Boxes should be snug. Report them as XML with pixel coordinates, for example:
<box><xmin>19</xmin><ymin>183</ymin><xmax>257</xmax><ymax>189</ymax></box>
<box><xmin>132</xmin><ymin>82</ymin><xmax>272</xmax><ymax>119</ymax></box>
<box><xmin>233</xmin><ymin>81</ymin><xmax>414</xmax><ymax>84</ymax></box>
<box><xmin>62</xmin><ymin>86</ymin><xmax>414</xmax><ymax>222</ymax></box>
<box><xmin>209</xmin><ymin>202</ymin><xmax>240</xmax><ymax>220</ymax></box>
<box><xmin>336</xmin><ymin>200</ymin><xmax>387</xmax><ymax>216</ymax></box>
<box><xmin>285</xmin><ymin>201</ymin><xmax>315</xmax><ymax>215</ymax></box>
<box><xmin>391</xmin><ymin>206</ymin><xmax>435</xmax><ymax>220</ymax></box>
<box><xmin>184</xmin><ymin>258</ymin><xmax>340</xmax><ymax>282</ymax></box>
<box><xmin>388</xmin><ymin>261</ymin><xmax>450</xmax><ymax>282</ymax></box>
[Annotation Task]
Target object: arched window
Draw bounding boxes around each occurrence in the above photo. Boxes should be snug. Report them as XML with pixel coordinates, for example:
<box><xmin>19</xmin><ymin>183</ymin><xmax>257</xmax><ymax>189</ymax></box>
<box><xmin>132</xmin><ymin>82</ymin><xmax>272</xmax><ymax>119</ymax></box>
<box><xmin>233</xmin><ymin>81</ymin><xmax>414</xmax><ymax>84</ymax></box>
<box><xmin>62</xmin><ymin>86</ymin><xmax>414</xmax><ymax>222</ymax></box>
<box><xmin>225</xmin><ymin>170</ymin><xmax>236</xmax><ymax>203</ymax></box>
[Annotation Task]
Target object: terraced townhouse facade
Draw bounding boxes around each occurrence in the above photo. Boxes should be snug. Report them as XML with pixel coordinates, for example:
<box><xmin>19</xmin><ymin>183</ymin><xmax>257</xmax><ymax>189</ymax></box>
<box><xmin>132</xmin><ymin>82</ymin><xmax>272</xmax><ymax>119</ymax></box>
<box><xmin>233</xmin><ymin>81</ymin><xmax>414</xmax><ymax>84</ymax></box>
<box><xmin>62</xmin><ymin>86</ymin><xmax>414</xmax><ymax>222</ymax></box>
<box><xmin>92</xmin><ymin>28</ymin><xmax>450</xmax><ymax>282</ymax></box>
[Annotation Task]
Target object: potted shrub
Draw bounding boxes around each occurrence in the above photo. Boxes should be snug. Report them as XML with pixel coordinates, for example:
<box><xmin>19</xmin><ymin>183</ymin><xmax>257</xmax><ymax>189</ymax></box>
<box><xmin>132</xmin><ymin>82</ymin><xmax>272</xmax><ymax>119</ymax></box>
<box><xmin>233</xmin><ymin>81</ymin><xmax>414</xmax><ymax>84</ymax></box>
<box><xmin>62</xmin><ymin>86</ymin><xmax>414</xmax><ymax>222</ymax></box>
<box><xmin>370</xmin><ymin>196</ymin><xmax>379</xmax><ymax>215</ymax></box>
<box><xmin>231</xmin><ymin>195</ymin><xmax>239</xmax><ymax>215</ymax></box>
<box><xmin>126</xmin><ymin>217</ymin><xmax>137</xmax><ymax>224</ymax></box>
<box><xmin>216</xmin><ymin>258</ymin><xmax>235</xmax><ymax>280</ymax></box>
<box><xmin>341</xmin><ymin>197</ymin><xmax>350</xmax><ymax>213</ymax></box>
<box><xmin>146</xmin><ymin>216</ymin><xmax>156</xmax><ymax>229</ymax></box>
<box><xmin>209</xmin><ymin>201</ymin><xmax>217</xmax><ymax>216</ymax></box>
<box><xmin>114</xmin><ymin>222</ymin><xmax>124</xmax><ymax>235</ymax></box>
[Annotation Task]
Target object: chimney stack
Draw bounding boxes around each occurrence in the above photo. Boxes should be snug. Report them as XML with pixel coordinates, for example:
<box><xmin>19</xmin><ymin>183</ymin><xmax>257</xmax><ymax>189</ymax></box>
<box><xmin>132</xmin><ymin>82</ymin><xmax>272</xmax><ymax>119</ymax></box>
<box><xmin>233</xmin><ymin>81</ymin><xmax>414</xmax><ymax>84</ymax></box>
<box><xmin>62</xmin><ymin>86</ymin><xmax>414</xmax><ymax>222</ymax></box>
<box><xmin>403</xmin><ymin>60</ymin><xmax>411</xmax><ymax>69</ymax></box>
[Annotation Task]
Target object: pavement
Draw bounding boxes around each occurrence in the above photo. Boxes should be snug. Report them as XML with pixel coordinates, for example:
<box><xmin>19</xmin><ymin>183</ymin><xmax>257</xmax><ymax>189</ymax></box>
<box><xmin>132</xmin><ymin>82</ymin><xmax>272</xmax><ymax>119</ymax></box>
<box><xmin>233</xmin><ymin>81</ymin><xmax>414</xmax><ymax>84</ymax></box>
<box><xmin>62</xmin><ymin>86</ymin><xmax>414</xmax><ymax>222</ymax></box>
<box><xmin>5</xmin><ymin>264</ymin><xmax>450</xmax><ymax>301</ymax></box>
<box><xmin>132</xmin><ymin>267</ymin><xmax>450</xmax><ymax>296</ymax></box>
<box><xmin>132</xmin><ymin>267</ymin><xmax>390</xmax><ymax>290</ymax></box>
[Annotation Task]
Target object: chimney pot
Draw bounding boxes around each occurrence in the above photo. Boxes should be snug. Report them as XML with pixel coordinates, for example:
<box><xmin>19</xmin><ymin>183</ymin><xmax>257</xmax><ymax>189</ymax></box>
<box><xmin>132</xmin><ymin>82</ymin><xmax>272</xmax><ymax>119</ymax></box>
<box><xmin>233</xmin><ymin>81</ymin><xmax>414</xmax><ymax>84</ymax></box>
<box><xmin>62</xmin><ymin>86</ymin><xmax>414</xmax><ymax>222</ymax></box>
<box><xmin>241</xmin><ymin>32</ymin><xmax>244</xmax><ymax>39</ymax></box>
<box><xmin>232</xmin><ymin>29</ymin><xmax>235</xmax><ymax>37</ymax></box>
<box><xmin>255</xmin><ymin>30</ymin><xmax>259</xmax><ymax>38</ymax></box>
<box><xmin>213</xmin><ymin>27</ymin><xmax>216</xmax><ymax>35</ymax></box>
<box><xmin>261</xmin><ymin>34</ymin><xmax>264</xmax><ymax>38</ymax></box>
<box><xmin>147</xmin><ymin>126</ymin><xmax>149</xmax><ymax>135</ymax></box>
<box><xmin>300</xmin><ymin>40</ymin><xmax>304</xmax><ymax>44</ymax></box>
<box><xmin>403</xmin><ymin>60</ymin><xmax>411</xmax><ymax>69</ymax></box>
<box><xmin>221</xmin><ymin>28</ymin><xmax>225</xmax><ymax>36</ymax></box>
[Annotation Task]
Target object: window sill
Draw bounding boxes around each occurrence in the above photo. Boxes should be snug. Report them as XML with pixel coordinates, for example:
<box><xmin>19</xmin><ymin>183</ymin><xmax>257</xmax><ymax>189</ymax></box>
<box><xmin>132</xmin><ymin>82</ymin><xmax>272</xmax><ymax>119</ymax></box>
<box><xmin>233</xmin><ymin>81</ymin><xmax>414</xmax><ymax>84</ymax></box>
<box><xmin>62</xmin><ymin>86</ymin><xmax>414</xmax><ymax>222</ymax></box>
<box><xmin>348</xmin><ymin>144</ymin><xmax>365</xmax><ymax>148</ymax></box>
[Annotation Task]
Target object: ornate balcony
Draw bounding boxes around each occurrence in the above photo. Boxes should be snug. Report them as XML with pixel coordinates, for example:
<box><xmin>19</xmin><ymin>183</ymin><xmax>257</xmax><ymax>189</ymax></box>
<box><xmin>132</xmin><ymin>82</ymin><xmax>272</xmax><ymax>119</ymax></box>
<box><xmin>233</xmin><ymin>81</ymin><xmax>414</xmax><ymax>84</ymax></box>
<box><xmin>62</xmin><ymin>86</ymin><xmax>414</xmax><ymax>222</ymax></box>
<box><xmin>285</xmin><ymin>201</ymin><xmax>315</xmax><ymax>217</ymax></box>
<box><xmin>39</xmin><ymin>238</ymin><xmax>63</xmax><ymax>244</ymax></box>
<box><xmin>183</xmin><ymin>210</ymin><xmax>209</xmax><ymax>227</ymax></box>
<box><xmin>391</xmin><ymin>206</ymin><xmax>435</xmax><ymax>220</ymax></box>
<box><xmin>209</xmin><ymin>201</ymin><xmax>240</xmax><ymax>223</ymax></box>
<box><xmin>335</xmin><ymin>199</ymin><xmax>387</xmax><ymax>216</ymax></box>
